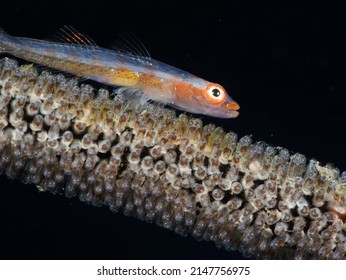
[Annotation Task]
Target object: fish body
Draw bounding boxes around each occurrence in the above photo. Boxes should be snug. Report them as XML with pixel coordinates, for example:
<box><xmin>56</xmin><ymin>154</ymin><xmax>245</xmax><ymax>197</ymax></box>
<box><xmin>0</xmin><ymin>28</ymin><xmax>239</xmax><ymax>118</ymax></box>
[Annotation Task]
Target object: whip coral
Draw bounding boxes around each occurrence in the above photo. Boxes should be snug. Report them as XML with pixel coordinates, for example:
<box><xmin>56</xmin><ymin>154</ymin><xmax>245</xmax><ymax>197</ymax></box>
<box><xmin>0</xmin><ymin>58</ymin><xmax>345</xmax><ymax>259</ymax></box>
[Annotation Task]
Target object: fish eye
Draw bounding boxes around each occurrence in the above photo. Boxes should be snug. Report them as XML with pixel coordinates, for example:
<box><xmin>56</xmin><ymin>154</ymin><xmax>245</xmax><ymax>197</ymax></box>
<box><xmin>212</xmin><ymin>88</ymin><xmax>221</xmax><ymax>97</ymax></box>
<box><xmin>205</xmin><ymin>84</ymin><xmax>227</xmax><ymax>104</ymax></box>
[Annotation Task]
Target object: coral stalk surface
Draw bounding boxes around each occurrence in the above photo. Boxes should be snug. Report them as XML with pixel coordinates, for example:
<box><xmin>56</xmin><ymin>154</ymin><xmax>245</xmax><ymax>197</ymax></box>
<box><xmin>0</xmin><ymin>58</ymin><xmax>345</xmax><ymax>259</ymax></box>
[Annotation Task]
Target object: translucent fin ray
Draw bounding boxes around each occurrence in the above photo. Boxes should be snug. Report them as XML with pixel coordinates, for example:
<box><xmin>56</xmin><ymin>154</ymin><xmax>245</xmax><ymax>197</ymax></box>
<box><xmin>112</xmin><ymin>87</ymin><xmax>150</xmax><ymax>108</ymax></box>
<box><xmin>118</xmin><ymin>32</ymin><xmax>151</xmax><ymax>58</ymax></box>
<box><xmin>112</xmin><ymin>32</ymin><xmax>152</xmax><ymax>65</ymax></box>
<box><xmin>52</xmin><ymin>25</ymin><xmax>98</xmax><ymax>48</ymax></box>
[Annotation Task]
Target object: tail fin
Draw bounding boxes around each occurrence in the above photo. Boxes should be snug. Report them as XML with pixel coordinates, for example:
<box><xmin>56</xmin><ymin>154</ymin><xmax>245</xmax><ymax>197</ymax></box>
<box><xmin>0</xmin><ymin>27</ymin><xmax>5</xmax><ymax>36</ymax></box>
<box><xmin>0</xmin><ymin>28</ymin><xmax>12</xmax><ymax>53</ymax></box>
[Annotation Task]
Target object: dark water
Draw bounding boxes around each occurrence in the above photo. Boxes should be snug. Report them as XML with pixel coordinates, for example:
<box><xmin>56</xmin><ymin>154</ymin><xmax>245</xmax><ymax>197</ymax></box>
<box><xmin>0</xmin><ymin>1</ymin><xmax>345</xmax><ymax>260</ymax></box>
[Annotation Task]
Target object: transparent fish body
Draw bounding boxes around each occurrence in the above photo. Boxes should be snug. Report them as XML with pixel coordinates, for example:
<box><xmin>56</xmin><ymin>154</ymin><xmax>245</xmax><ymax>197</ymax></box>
<box><xmin>0</xmin><ymin>28</ymin><xmax>239</xmax><ymax>118</ymax></box>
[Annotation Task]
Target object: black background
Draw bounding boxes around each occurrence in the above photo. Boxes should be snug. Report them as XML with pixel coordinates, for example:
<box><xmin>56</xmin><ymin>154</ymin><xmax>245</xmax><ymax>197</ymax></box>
<box><xmin>0</xmin><ymin>1</ymin><xmax>345</xmax><ymax>260</ymax></box>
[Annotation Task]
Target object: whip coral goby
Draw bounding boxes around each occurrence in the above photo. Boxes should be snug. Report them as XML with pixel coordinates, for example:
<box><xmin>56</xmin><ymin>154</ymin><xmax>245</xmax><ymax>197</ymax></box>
<box><xmin>0</xmin><ymin>58</ymin><xmax>346</xmax><ymax>259</ymax></box>
<box><xmin>0</xmin><ymin>27</ymin><xmax>239</xmax><ymax>118</ymax></box>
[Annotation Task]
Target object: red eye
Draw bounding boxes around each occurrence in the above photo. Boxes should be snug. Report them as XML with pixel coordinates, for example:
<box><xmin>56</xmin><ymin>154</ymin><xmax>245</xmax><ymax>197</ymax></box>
<box><xmin>205</xmin><ymin>84</ymin><xmax>227</xmax><ymax>104</ymax></box>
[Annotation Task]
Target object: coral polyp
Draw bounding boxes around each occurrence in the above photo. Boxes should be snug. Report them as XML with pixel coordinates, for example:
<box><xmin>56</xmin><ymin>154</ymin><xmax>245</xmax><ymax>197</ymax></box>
<box><xmin>0</xmin><ymin>58</ymin><xmax>345</xmax><ymax>259</ymax></box>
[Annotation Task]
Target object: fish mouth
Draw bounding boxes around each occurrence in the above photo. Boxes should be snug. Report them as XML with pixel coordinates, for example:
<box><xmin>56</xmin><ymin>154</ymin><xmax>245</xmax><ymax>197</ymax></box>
<box><xmin>205</xmin><ymin>100</ymin><xmax>239</xmax><ymax>118</ymax></box>
<box><xmin>219</xmin><ymin>100</ymin><xmax>240</xmax><ymax>118</ymax></box>
<box><xmin>225</xmin><ymin>100</ymin><xmax>240</xmax><ymax>111</ymax></box>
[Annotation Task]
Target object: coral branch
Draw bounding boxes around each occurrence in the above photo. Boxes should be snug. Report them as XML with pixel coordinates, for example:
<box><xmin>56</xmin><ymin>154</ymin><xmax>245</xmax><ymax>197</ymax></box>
<box><xmin>0</xmin><ymin>58</ymin><xmax>345</xmax><ymax>259</ymax></box>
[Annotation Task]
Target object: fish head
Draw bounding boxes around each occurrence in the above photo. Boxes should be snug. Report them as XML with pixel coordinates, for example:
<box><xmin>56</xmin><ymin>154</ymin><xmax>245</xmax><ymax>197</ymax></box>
<box><xmin>198</xmin><ymin>83</ymin><xmax>240</xmax><ymax>118</ymax></box>
<box><xmin>172</xmin><ymin>81</ymin><xmax>239</xmax><ymax>118</ymax></box>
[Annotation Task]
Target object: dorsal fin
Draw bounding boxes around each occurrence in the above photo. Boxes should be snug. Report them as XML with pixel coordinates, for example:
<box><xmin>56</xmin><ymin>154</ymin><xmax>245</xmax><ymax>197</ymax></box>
<box><xmin>112</xmin><ymin>32</ymin><xmax>152</xmax><ymax>64</ymax></box>
<box><xmin>53</xmin><ymin>25</ymin><xmax>98</xmax><ymax>48</ymax></box>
